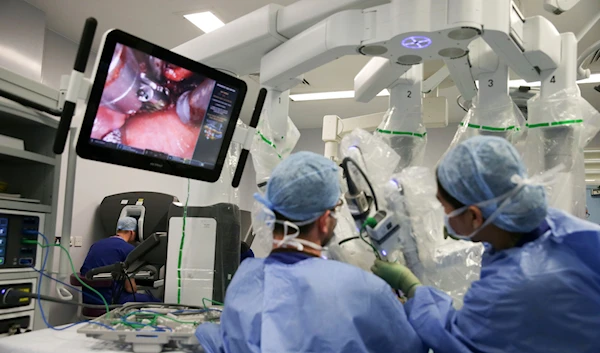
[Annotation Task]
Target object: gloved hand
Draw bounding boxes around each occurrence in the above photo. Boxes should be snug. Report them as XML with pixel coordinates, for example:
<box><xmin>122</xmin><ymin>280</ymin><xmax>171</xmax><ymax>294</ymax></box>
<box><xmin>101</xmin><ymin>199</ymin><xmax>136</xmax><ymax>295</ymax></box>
<box><xmin>371</xmin><ymin>260</ymin><xmax>421</xmax><ymax>298</ymax></box>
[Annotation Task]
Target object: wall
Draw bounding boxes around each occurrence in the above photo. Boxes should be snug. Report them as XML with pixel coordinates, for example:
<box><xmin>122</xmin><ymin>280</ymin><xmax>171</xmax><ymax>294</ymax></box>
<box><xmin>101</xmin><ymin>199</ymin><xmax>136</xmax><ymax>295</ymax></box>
<box><xmin>586</xmin><ymin>187</ymin><xmax>600</xmax><ymax>225</ymax></box>
<box><xmin>293</xmin><ymin>128</ymin><xmax>326</xmax><ymax>154</ymax></box>
<box><xmin>0</xmin><ymin>0</ymin><xmax>45</xmax><ymax>81</ymax></box>
<box><xmin>422</xmin><ymin>125</ymin><xmax>460</xmax><ymax>169</ymax></box>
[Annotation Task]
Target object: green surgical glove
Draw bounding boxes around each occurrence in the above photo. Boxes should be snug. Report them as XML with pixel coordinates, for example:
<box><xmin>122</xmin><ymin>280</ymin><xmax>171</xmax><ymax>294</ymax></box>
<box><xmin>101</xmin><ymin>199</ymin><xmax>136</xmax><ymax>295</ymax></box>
<box><xmin>371</xmin><ymin>260</ymin><xmax>421</xmax><ymax>298</ymax></box>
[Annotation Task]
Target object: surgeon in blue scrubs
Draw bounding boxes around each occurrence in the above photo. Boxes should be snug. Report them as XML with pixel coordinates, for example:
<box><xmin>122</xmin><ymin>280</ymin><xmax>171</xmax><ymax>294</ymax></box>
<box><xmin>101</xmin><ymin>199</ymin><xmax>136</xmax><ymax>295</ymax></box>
<box><xmin>195</xmin><ymin>151</ymin><xmax>425</xmax><ymax>353</ymax></box>
<box><xmin>80</xmin><ymin>217</ymin><xmax>159</xmax><ymax>304</ymax></box>
<box><xmin>373</xmin><ymin>136</ymin><xmax>600</xmax><ymax>353</ymax></box>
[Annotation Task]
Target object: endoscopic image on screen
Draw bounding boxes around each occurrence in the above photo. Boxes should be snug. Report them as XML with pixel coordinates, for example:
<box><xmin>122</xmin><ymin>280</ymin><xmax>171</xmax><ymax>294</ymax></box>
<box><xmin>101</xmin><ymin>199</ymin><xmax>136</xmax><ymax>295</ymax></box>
<box><xmin>90</xmin><ymin>43</ymin><xmax>217</xmax><ymax>161</ymax></box>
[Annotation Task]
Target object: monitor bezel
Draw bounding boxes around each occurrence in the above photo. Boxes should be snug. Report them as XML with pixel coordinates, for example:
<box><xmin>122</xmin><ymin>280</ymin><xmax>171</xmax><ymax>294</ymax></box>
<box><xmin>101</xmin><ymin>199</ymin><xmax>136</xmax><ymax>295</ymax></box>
<box><xmin>76</xmin><ymin>29</ymin><xmax>247</xmax><ymax>182</ymax></box>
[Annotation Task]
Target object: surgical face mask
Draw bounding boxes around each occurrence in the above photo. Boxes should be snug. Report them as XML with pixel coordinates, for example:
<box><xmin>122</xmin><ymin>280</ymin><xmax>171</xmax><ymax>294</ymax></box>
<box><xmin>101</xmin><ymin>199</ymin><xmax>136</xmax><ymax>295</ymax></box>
<box><xmin>443</xmin><ymin>165</ymin><xmax>563</xmax><ymax>241</ymax></box>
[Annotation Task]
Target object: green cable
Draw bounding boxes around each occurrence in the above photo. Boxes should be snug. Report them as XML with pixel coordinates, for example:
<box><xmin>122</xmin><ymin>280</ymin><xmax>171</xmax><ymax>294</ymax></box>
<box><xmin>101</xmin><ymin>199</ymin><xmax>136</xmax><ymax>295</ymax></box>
<box><xmin>123</xmin><ymin>310</ymin><xmax>200</xmax><ymax>325</ymax></box>
<box><xmin>176</xmin><ymin>179</ymin><xmax>191</xmax><ymax>304</ymax></box>
<box><xmin>25</xmin><ymin>240</ymin><xmax>111</xmax><ymax>316</ymax></box>
<box><xmin>358</xmin><ymin>222</ymin><xmax>380</xmax><ymax>259</ymax></box>
<box><xmin>202</xmin><ymin>297</ymin><xmax>224</xmax><ymax>310</ymax></box>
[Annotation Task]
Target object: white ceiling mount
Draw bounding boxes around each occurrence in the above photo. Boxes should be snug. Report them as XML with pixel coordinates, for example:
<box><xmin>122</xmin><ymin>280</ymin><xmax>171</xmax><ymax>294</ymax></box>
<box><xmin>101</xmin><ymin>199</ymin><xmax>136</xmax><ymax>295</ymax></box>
<box><xmin>543</xmin><ymin>0</ymin><xmax>581</xmax><ymax>14</ymax></box>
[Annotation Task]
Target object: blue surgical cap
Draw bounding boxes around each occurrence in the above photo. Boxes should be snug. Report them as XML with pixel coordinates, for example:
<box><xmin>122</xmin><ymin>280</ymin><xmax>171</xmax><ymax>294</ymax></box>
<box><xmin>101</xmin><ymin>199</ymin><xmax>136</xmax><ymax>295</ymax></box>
<box><xmin>437</xmin><ymin>136</ymin><xmax>547</xmax><ymax>233</ymax></box>
<box><xmin>256</xmin><ymin>151</ymin><xmax>341</xmax><ymax>222</ymax></box>
<box><xmin>117</xmin><ymin>217</ymin><xmax>138</xmax><ymax>231</ymax></box>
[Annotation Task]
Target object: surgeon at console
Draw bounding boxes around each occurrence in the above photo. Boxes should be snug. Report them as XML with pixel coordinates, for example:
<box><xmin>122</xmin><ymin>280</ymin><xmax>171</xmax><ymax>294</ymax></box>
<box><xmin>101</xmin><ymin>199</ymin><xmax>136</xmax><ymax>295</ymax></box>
<box><xmin>80</xmin><ymin>217</ymin><xmax>160</xmax><ymax>304</ymax></box>
<box><xmin>194</xmin><ymin>151</ymin><xmax>425</xmax><ymax>353</ymax></box>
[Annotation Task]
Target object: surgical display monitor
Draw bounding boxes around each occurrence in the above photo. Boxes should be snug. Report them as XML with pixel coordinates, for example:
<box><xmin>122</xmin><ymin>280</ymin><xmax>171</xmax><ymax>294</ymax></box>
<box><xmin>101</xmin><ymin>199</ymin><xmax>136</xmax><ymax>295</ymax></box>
<box><xmin>77</xmin><ymin>30</ymin><xmax>247</xmax><ymax>182</ymax></box>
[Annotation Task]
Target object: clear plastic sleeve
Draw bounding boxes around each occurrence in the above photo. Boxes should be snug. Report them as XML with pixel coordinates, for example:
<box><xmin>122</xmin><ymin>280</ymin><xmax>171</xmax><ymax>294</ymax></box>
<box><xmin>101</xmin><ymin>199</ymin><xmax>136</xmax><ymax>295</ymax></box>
<box><xmin>336</xmin><ymin>130</ymin><xmax>481</xmax><ymax>305</ymax></box>
<box><xmin>250</xmin><ymin>194</ymin><xmax>277</xmax><ymax>257</ymax></box>
<box><xmin>395</xmin><ymin>167</ymin><xmax>483</xmax><ymax>307</ymax></box>
<box><xmin>524</xmin><ymin>87</ymin><xmax>600</xmax><ymax>218</ymax></box>
<box><xmin>339</xmin><ymin>128</ymin><xmax>401</xmax><ymax>202</ymax></box>
<box><xmin>251</xmin><ymin>110</ymin><xmax>300</xmax><ymax>185</ymax></box>
<box><xmin>249</xmin><ymin>113</ymin><xmax>301</xmax><ymax>256</ymax></box>
<box><xmin>326</xmin><ymin>202</ymin><xmax>377</xmax><ymax>272</ymax></box>
<box><xmin>374</xmin><ymin>105</ymin><xmax>427</xmax><ymax>171</ymax></box>
<box><xmin>448</xmin><ymin>95</ymin><xmax>527</xmax><ymax>158</ymax></box>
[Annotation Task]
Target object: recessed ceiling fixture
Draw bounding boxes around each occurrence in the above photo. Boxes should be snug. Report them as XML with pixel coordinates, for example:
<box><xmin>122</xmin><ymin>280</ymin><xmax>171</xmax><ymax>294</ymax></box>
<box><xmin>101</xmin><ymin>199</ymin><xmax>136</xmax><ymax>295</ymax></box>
<box><xmin>289</xmin><ymin>90</ymin><xmax>389</xmax><ymax>102</ymax></box>
<box><xmin>184</xmin><ymin>12</ymin><xmax>225</xmax><ymax>33</ymax></box>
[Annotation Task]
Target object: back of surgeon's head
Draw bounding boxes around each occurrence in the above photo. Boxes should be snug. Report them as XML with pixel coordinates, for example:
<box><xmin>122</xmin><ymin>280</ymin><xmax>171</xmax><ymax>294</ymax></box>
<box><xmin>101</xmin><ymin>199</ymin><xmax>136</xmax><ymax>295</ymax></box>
<box><xmin>116</xmin><ymin>216</ymin><xmax>138</xmax><ymax>244</ymax></box>
<box><xmin>262</xmin><ymin>151</ymin><xmax>341</xmax><ymax>240</ymax></box>
<box><xmin>437</xmin><ymin>136</ymin><xmax>547</xmax><ymax>234</ymax></box>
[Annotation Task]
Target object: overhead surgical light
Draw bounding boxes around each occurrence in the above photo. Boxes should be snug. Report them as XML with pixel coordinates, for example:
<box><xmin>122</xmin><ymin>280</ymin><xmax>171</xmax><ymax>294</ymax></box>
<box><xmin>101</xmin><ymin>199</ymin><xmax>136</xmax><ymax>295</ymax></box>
<box><xmin>401</xmin><ymin>36</ymin><xmax>433</xmax><ymax>50</ymax></box>
<box><xmin>184</xmin><ymin>12</ymin><xmax>225</xmax><ymax>33</ymax></box>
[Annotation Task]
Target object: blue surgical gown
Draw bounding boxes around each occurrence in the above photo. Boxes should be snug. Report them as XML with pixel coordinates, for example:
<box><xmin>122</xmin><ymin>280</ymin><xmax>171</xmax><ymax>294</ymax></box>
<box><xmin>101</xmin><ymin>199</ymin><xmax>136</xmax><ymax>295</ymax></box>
<box><xmin>405</xmin><ymin>208</ymin><xmax>600</xmax><ymax>353</ymax></box>
<box><xmin>196</xmin><ymin>250</ymin><xmax>426</xmax><ymax>353</ymax></box>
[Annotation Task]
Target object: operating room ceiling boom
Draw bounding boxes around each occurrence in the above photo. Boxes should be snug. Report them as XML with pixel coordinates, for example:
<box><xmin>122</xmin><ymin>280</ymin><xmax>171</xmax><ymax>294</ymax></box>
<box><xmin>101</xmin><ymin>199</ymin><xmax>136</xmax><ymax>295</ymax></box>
<box><xmin>172</xmin><ymin>0</ymin><xmax>575</xmax><ymax>138</ymax></box>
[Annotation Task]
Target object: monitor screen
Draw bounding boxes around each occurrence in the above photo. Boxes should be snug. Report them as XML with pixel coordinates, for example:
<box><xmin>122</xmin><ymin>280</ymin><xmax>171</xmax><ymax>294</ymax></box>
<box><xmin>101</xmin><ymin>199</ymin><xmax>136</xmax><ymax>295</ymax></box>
<box><xmin>77</xmin><ymin>30</ymin><xmax>247</xmax><ymax>182</ymax></box>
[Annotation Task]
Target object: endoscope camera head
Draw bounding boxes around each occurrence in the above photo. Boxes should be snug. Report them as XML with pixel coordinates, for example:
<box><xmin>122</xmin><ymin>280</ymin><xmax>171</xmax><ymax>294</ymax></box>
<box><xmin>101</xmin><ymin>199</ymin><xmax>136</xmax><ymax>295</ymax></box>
<box><xmin>344</xmin><ymin>191</ymin><xmax>372</xmax><ymax>219</ymax></box>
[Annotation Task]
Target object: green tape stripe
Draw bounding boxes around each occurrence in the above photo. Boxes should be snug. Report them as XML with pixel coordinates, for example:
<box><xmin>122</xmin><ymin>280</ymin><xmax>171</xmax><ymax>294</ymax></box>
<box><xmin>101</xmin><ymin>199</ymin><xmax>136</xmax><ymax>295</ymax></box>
<box><xmin>176</xmin><ymin>179</ymin><xmax>191</xmax><ymax>304</ymax></box>
<box><xmin>257</xmin><ymin>130</ymin><xmax>282</xmax><ymax>159</ymax></box>
<box><xmin>460</xmin><ymin>122</ymin><xmax>519</xmax><ymax>132</ymax></box>
<box><xmin>376</xmin><ymin>129</ymin><xmax>427</xmax><ymax>138</ymax></box>
<box><xmin>526</xmin><ymin>119</ymin><xmax>583</xmax><ymax>129</ymax></box>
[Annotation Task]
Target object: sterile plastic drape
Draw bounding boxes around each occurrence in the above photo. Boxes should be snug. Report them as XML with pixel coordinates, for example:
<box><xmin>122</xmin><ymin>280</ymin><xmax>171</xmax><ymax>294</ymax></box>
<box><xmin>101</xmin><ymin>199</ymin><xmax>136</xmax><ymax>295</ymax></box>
<box><xmin>375</xmin><ymin>105</ymin><xmax>427</xmax><ymax>171</ymax></box>
<box><xmin>395</xmin><ymin>167</ymin><xmax>483</xmax><ymax>307</ymax></box>
<box><xmin>524</xmin><ymin>86</ymin><xmax>600</xmax><ymax>218</ymax></box>
<box><xmin>250</xmin><ymin>111</ymin><xmax>301</xmax><ymax>256</ymax></box>
<box><xmin>326</xmin><ymin>129</ymin><xmax>401</xmax><ymax>270</ymax></box>
<box><xmin>448</xmin><ymin>94</ymin><xmax>527</xmax><ymax>156</ymax></box>
<box><xmin>251</xmin><ymin>110</ymin><xmax>300</xmax><ymax>186</ymax></box>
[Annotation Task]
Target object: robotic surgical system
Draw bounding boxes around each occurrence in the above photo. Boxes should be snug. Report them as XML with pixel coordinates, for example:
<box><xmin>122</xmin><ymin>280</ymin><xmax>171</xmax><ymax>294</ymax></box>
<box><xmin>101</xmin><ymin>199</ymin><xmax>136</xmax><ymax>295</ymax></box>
<box><xmin>88</xmin><ymin>192</ymin><xmax>244</xmax><ymax>305</ymax></box>
<box><xmin>1</xmin><ymin>0</ymin><xmax>599</xmax><ymax>350</ymax></box>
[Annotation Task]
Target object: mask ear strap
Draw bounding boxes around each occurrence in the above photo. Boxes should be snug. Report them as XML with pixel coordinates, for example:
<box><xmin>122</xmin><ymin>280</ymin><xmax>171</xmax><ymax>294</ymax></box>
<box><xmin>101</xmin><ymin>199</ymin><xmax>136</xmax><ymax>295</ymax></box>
<box><xmin>275</xmin><ymin>221</ymin><xmax>303</xmax><ymax>251</ymax></box>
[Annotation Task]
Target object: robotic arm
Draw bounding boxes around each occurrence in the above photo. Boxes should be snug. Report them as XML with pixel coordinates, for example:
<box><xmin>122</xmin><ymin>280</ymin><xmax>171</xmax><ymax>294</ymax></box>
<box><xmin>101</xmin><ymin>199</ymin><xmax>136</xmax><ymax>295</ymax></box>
<box><xmin>172</xmin><ymin>0</ymin><xmax>388</xmax><ymax>77</ymax></box>
<box><xmin>261</xmin><ymin>1</ymin><xmax>481</xmax><ymax>92</ymax></box>
<box><xmin>543</xmin><ymin>0</ymin><xmax>581</xmax><ymax>14</ymax></box>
